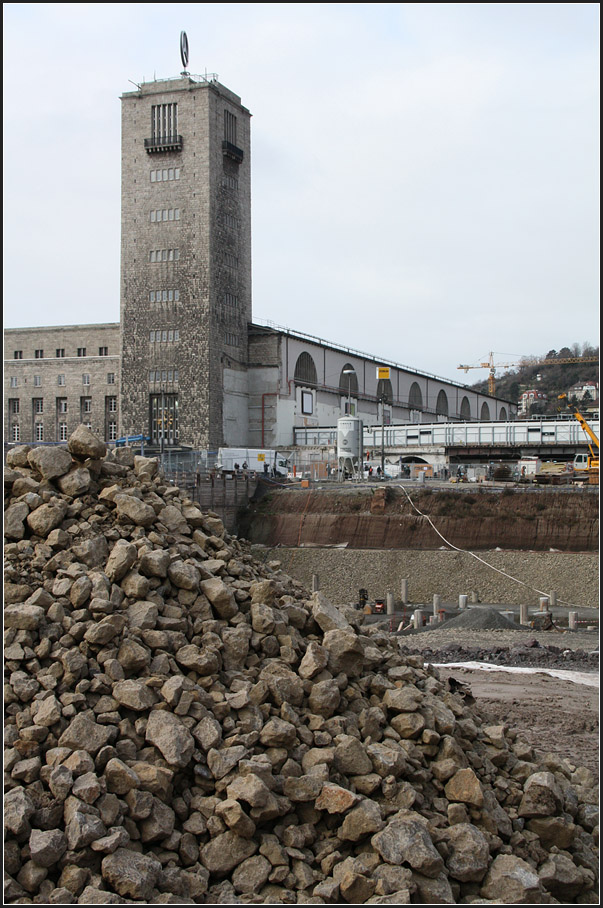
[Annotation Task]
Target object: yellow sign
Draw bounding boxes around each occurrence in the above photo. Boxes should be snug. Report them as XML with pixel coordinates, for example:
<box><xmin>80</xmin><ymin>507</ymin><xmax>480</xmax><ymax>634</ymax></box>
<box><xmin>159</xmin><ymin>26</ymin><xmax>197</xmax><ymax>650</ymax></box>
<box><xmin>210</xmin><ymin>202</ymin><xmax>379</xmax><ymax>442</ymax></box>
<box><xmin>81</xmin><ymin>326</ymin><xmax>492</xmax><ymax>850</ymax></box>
<box><xmin>377</xmin><ymin>366</ymin><xmax>390</xmax><ymax>379</ymax></box>
<box><xmin>257</xmin><ymin>453</ymin><xmax>265</xmax><ymax>461</ymax></box>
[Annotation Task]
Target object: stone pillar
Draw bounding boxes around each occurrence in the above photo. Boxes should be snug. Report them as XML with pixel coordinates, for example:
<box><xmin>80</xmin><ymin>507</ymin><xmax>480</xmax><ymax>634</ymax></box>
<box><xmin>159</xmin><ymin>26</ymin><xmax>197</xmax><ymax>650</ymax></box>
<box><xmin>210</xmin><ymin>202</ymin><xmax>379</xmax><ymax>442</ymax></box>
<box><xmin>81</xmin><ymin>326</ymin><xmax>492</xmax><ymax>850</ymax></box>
<box><xmin>549</xmin><ymin>591</ymin><xmax>557</xmax><ymax>608</ymax></box>
<box><xmin>470</xmin><ymin>591</ymin><xmax>479</xmax><ymax>604</ymax></box>
<box><xmin>312</xmin><ymin>574</ymin><xmax>320</xmax><ymax>592</ymax></box>
<box><xmin>429</xmin><ymin>615</ymin><xmax>438</xmax><ymax>625</ymax></box>
<box><xmin>539</xmin><ymin>596</ymin><xmax>549</xmax><ymax>612</ymax></box>
<box><xmin>568</xmin><ymin>611</ymin><xmax>577</xmax><ymax>630</ymax></box>
<box><xmin>520</xmin><ymin>603</ymin><xmax>529</xmax><ymax>626</ymax></box>
<box><xmin>433</xmin><ymin>594</ymin><xmax>441</xmax><ymax>617</ymax></box>
<box><xmin>413</xmin><ymin>609</ymin><xmax>424</xmax><ymax>630</ymax></box>
<box><xmin>400</xmin><ymin>579</ymin><xmax>408</xmax><ymax>605</ymax></box>
<box><xmin>386</xmin><ymin>593</ymin><xmax>395</xmax><ymax>615</ymax></box>
<box><xmin>459</xmin><ymin>594</ymin><xmax>468</xmax><ymax>610</ymax></box>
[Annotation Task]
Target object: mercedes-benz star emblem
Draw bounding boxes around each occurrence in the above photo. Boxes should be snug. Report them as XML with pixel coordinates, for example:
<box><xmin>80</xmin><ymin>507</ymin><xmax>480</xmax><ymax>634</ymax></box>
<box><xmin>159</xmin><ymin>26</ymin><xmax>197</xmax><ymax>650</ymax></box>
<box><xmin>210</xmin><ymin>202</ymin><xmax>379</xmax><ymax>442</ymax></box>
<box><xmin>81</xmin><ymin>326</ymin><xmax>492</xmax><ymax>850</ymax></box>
<box><xmin>180</xmin><ymin>31</ymin><xmax>189</xmax><ymax>70</ymax></box>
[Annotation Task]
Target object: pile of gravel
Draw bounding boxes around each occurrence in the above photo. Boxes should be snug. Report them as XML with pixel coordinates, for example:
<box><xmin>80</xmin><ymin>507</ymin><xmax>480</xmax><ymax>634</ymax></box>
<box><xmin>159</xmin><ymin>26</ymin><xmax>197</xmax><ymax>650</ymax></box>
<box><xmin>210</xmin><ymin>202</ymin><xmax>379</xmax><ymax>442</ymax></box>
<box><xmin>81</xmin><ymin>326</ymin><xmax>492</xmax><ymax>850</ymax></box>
<box><xmin>442</xmin><ymin>608</ymin><xmax>520</xmax><ymax>632</ymax></box>
<box><xmin>4</xmin><ymin>428</ymin><xmax>600</xmax><ymax>905</ymax></box>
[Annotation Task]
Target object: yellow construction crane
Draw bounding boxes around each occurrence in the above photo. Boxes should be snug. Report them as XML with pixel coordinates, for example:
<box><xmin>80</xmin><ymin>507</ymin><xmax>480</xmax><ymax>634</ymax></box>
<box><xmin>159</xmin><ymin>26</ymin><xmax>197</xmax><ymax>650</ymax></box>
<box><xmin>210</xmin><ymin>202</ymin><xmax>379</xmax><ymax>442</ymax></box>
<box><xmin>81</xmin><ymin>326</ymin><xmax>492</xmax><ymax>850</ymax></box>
<box><xmin>458</xmin><ymin>352</ymin><xmax>599</xmax><ymax>395</ymax></box>
<box><xmin>558</xmin><ymin>394</ymin><xmax>599</xmax><ymax>484</ymax></box>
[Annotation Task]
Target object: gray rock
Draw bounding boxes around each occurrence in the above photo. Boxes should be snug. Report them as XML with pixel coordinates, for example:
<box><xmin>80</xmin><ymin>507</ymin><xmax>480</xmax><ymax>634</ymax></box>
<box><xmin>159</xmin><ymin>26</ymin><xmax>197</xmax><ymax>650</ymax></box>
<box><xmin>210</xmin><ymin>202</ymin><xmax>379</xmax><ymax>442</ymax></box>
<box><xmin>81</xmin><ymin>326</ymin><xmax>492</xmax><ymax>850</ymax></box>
<box><xmin>538</xmin><ymin>853</ymin><xmax>585</xmax><ymax>900</ymax></box>
<box><xmin>28</xmin><ymin>828</ymin><xmax>68</xmax><ymax>867</ymax></box>
<box><xmin>139</xmin><ymin>797</ymin><xmax>176</xmax><ymax>843</ymax></box>
<box><xmin>339</xmin><ymin>798</ymin><xmax>385</xmax><ymax>841</ymax></box>
<box><xmin>322</xmin><ymin>628</ymin><xmax>365</xmax><ymax>676</ymax></box>
<box><xmin>104</xmin><ymin>540</ymin><xmax>138</xmax><ymax>581</ymax></box>
<box><xmin>68</xmin><ymin>425</ymin><xmax>107</xmax><ymax>460</ymax></box>
<box><xmin>311</xmin><ymin>591</ymin><xmax>351</xmax><ymax>632</ymax></box>
<box><xmin>200</xmin><ymin>830</ymin><xmax>258</xmax><ymax>875</ymax></box>
<box><xmin>101</xmin><ymin>848</ymin><xmax>162</xmax><ymax>900</ymax></box>
<box><xmin>72</xmin><ymin>536</ymin><xmax>110</xmax><ymax>567</ymax></box>
<box><xmin>139</xmin><ymin>549</ymin><xmax>171</xmax><ymax>578</ymax></box>
<box><xmin>65</xmin><ymin>809</ymin><xmax>106</xmax><ymax>850</ymax></box>
<box><xmin>114</xmin><ymin>493</ymin><xmax>157</xmax><ymax>527</ymax></box>
<box><xmin>26</xmin><ymin>500</ymin><xmax>69</xmax><ymax>537</ymax></box>
<box><xmin>207</xmin><ymin>745</ymin><xmax>248</xmax><ymax>780</ymax></box>
<box><xmin>299</xmin><ymin>641</ymin><xmax>329</xmax><ymax>679</ymax></box>
<box><xmin>145</xmin><ymin>709</ymin><xmax>195</xmax><ymax>768</ymax></box>
<box><xmin>200</xmin><ymin>577</ymin><xmax>238</xmax><ymax>618</ymax></box>
<box><xmin>4</xmin><ymin>501</ymin><xmax>30</xmax><ymax>540</ymax></box>
<box><xmin>112</xmin><ymin>680</ymin><xmax>158</xmax><ymax>711</ymax></box>
<box><xmin>168</xmin><ymin>560</ymin><xmax>200</xmax><ymax>590</ymax></box>
<box><xmin>480</xmin><ymin>854</ymin><xmax>544</xmax><ymax>902</ymax></box>
<box><xmin>57</xmin><ymin>468</ymin><xmax>92</xmax><ymax>497</ymax></box>
<box><xmin>27</xmin><ymin>445</ymin><xmax>73</xmax><ymax>480</ymax></box>
<box><xmin>4</xmin><ymin>787</ymin><xmax>36</xmax><ymax>836</ymax></box>
<box><xmin>4</xmin><ymin>603</ymin><xmax>45</xmax><ymax>630</ymax></box>
<box><xmin>518</xmin><ymin>771</ymin><xmax>564</xmax><ymax>818</ymax></box>
<box><xmin>443</xmin><ymin>822</ymin><xmax>490</xmax><ymax>882</ymax></box>
<box><xmin>308</xmin><ymin>678</ymin><xmax>341</xmax><ymax>717</ymax></box>
<box><xmin>372</xmin><ymin>814</ymin><xmax>444</xmax><ymax>878</ymax></box>
<box><xmin>159</xmin><ymin>505</ymin><xmax>189</xmax><ymax>533</ymax></box>
<box><xmin>58</xmin><ymin>714</ymin><xmax>115</xmax><ymax>755</ymax></box>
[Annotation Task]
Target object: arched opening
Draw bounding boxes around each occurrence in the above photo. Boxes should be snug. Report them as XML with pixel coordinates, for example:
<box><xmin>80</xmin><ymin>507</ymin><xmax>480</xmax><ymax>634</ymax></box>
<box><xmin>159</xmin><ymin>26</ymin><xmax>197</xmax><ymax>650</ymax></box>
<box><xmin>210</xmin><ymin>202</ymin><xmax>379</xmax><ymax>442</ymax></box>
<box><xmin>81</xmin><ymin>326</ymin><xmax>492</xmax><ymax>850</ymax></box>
<box><xmin>436</xmin><ymin>390</ymin><xmax>449</xmax><ymax>417</ymax></box>
<box><xmin>339</xmin><ymin>364</ymin><xmax>359</xmax><ymax>395</ymax></box>
<box><xmin>480</xmin><ymin>402</ymin><xmax>491</xmax><ymax>421</ymax></box>
<box><xmin>499</xmin><ymin>407</ymin><xmax>508</xmax><ymax>421</ymax></box>
<box><xmin>376</xmin><ymin>378</ymin><xmax>393</xmax><ymax>403</ymax></box>
<box><xmin>408</xmin><ymin>382</ymin><xmax>423</xmax><ymax>409</ymax></box>
<box><xmin>460</xmin><ymin>396</ymin><xmax>471</xmax><ymax>420</ymax></box>
<box><xmin>294</xmin><ymin>351</ymin><xmax>317</xmax><ymax>387</ymax></box>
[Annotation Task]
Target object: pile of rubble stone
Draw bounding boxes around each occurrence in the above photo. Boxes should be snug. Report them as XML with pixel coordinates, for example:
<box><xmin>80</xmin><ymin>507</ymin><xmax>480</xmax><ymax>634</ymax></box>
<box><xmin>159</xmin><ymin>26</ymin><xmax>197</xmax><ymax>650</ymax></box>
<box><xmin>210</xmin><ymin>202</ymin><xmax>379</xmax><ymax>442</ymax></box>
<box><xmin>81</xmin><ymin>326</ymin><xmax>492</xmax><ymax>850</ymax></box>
<box><xmin>4</xmin><ymin>427</ymin><xmax>599</xmax><ymax>904</ymax></box>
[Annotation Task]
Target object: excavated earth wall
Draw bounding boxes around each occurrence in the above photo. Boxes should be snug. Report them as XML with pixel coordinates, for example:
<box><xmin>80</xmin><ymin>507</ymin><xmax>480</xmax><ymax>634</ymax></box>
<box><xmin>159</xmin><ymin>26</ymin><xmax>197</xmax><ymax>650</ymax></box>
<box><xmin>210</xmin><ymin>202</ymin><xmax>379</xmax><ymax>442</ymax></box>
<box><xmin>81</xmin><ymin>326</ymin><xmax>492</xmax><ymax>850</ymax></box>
<box><xmin>239</xmin><ymin>486</ymin><xmax>599</xmax><ymax>552</ymax></box>
<box><xmin>3</xmin><ymin>429</ymin><xmax>600</xmax><ymax>905</ymax></box>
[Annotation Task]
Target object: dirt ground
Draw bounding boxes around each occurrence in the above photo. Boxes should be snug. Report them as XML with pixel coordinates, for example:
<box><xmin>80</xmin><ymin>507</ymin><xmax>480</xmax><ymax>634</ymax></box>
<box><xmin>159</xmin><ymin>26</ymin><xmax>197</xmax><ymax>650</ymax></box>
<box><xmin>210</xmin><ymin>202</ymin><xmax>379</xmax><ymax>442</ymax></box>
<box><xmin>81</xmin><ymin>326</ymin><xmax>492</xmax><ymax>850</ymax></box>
<box><xmin>394</xmin><ymin>627</ymin><xmax>599</xmax><ymax>778</ymax></box>
<box><xmin>434</xmin><ymin>663</ymin><xmax>599</xmax><ymax>777</ymax></box>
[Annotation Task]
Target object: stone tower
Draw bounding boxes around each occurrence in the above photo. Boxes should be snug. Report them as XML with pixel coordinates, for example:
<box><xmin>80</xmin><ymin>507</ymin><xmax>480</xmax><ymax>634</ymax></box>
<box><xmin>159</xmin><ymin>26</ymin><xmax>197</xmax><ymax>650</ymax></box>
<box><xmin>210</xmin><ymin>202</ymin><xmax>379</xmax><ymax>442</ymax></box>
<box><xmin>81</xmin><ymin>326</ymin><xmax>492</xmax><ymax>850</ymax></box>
<box><xmin>119</xmin><ymin>74</ymin><xmax>251</xmax><ymax>450</ymax></box>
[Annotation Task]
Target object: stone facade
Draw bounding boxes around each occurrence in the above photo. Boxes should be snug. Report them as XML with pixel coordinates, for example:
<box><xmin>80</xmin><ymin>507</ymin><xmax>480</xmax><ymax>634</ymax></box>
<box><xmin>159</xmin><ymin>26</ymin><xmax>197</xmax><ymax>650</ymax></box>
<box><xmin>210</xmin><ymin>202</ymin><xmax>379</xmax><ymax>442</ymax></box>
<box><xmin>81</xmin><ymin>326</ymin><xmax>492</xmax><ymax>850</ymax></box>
<box><xmin>4</xmin><ymin>324</ymin><xmax>120</xmax><ymax>445</ymax></box>
<box><xmin>119</xmin><ymin>75</ymin><xmax>251</xmax><ymax>450</ymax></box>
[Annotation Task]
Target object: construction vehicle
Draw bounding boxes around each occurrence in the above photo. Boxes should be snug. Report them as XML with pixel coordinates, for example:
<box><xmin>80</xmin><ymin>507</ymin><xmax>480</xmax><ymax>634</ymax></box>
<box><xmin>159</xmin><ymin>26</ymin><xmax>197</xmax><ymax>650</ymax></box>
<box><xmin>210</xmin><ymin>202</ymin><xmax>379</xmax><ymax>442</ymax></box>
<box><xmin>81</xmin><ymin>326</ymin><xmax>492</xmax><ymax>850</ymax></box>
<box><xmin>558</xmin><ymin>394</ymin><xmax>599</xmax><ymax>484</ymax></box>
<box><xmin>458</xmin><ymin>352</ymin><xmax>599</xmax><ymax>395</ymax></box>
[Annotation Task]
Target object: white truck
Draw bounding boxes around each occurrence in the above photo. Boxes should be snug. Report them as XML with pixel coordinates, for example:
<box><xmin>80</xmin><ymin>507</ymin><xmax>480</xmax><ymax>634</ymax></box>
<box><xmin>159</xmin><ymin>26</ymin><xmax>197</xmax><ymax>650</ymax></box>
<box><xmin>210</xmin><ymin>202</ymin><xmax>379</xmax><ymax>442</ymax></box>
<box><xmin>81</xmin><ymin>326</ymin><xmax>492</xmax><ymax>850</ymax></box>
<box><xmin>216</xmin><ymin>448</ymin><xmax>291</xmax><ymax>478</ymax></box>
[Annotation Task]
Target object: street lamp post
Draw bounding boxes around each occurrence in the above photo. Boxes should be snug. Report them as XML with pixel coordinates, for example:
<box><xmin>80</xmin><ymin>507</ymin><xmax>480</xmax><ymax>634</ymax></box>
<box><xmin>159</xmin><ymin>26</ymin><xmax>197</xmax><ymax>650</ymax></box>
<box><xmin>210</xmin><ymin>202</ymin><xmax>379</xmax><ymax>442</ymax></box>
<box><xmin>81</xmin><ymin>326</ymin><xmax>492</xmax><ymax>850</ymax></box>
<box><xmin>342</xmin><ymin>368</ymin><xmax>356</xmax><ymax>480</ymax></box>
<box><xmin>381</xmin><ymin>393</ymin><xmax>385</xmax><ymax>477</ymax></box>
<box><xmin>342</xmin><ymin>368</ymin><xmax>354</xmax><ymax>416</ymax></box>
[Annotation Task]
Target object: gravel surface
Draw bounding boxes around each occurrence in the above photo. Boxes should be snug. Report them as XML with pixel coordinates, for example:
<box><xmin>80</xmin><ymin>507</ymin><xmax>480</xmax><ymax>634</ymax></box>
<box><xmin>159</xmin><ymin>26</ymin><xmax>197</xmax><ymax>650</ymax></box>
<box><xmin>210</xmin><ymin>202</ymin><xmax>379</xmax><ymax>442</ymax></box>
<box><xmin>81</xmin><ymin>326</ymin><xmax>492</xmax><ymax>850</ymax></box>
<box><xmin>263</xmin><ymin>547</ymin><xmax>599</xmax><ymax>610</ymax></box>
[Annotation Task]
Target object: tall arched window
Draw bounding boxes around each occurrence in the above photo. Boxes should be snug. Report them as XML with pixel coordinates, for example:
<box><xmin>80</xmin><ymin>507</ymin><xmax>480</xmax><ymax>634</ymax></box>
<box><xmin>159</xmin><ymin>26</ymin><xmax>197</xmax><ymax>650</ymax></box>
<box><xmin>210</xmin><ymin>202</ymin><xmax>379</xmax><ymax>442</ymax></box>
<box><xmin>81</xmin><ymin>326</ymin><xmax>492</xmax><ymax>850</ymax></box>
<box><xmin>377</xmin><ymin>378</ymin><xmax>393</xmax><ymax>403</ymax></box>
<box><xmin>339</xmin><ymin>365</ymin><xmax>358</xmax><ymax>395</ymax></box>
<box><xmin>294</xmin><ymin>352</ymin><xmax>318</xmax><ymax>386</ymax></box>
<box><xmin>460</xmin><ymin>396</ymin><xmax>471</xmax><ymax>419</ymax></box>
<box><xmin>480</xmin><ymin>402</ymin><xmax>491</xmax><ymax>421</ymax></box>
<box><xmin>408</xmin><ymin>382</ymin><xmax>423</xmax><ymax>409</ymax></box>
<box><xmin>436</xmin><ymin>390</ymin><xmax>449</xmax><ymax>416</ymax></box>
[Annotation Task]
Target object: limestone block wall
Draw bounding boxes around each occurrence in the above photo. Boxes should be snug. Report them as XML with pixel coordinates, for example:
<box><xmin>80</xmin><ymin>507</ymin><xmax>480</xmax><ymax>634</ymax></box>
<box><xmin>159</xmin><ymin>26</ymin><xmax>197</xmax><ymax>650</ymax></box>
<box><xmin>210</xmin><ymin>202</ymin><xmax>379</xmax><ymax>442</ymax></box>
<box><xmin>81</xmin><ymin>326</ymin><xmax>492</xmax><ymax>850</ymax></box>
<box><xmin>4</xmin><ymin>324</ymin><xmax>120</xmax><ymax>444</ymax></box>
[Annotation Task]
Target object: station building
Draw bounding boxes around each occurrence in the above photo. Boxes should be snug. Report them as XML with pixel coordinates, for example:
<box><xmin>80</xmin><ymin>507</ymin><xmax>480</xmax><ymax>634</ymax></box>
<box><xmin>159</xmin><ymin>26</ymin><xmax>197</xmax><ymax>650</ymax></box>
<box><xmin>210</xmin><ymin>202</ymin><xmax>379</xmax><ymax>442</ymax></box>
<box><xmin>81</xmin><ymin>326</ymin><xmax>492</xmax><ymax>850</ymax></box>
<box><xmin>4</xmin><ymin>71</ymin><xmax>516</xmax><ymax>450</ymax></box>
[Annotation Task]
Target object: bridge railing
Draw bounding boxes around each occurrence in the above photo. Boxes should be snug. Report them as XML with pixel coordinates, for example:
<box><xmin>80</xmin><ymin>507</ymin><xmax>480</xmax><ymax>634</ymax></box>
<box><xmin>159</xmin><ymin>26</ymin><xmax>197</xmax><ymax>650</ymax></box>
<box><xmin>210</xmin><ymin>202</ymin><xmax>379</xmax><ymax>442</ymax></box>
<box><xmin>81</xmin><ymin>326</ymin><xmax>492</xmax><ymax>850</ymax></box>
<box><xmin>293</xmin><ymin>419</ymin><xmax>599</xmax><ymax>449</ymax></box>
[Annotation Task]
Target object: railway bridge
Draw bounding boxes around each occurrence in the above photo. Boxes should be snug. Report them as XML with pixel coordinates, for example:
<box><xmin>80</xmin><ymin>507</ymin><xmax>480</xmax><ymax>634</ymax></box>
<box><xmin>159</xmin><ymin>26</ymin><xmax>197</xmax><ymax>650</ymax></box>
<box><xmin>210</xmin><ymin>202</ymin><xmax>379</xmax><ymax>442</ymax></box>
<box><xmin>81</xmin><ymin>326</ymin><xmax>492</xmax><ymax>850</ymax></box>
<box><xmin>293</xmin><ymin>417</ymin><xmax>599</xmax><ymax>468</ymax></box>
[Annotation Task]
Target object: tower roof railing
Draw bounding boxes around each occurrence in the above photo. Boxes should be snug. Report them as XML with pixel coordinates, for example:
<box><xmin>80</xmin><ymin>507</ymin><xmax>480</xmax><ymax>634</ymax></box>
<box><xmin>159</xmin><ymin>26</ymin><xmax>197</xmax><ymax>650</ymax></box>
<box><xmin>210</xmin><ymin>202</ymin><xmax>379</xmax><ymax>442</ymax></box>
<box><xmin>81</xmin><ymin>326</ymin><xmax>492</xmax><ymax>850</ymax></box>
<box><xmin>138</xmin><ymin>72</ymin><xmax>219</xmax><ymax>86</ymax></box>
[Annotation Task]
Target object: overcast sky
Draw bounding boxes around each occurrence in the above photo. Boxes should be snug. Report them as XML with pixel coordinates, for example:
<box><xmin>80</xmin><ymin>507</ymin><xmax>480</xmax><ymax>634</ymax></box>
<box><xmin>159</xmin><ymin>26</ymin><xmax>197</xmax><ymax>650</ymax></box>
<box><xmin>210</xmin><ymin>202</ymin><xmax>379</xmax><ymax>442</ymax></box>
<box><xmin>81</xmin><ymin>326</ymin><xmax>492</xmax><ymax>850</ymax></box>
<box><xmin>3</xmin><ymin>3</ymin><xmax>599</xmax><ymax>385</ymax></box>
